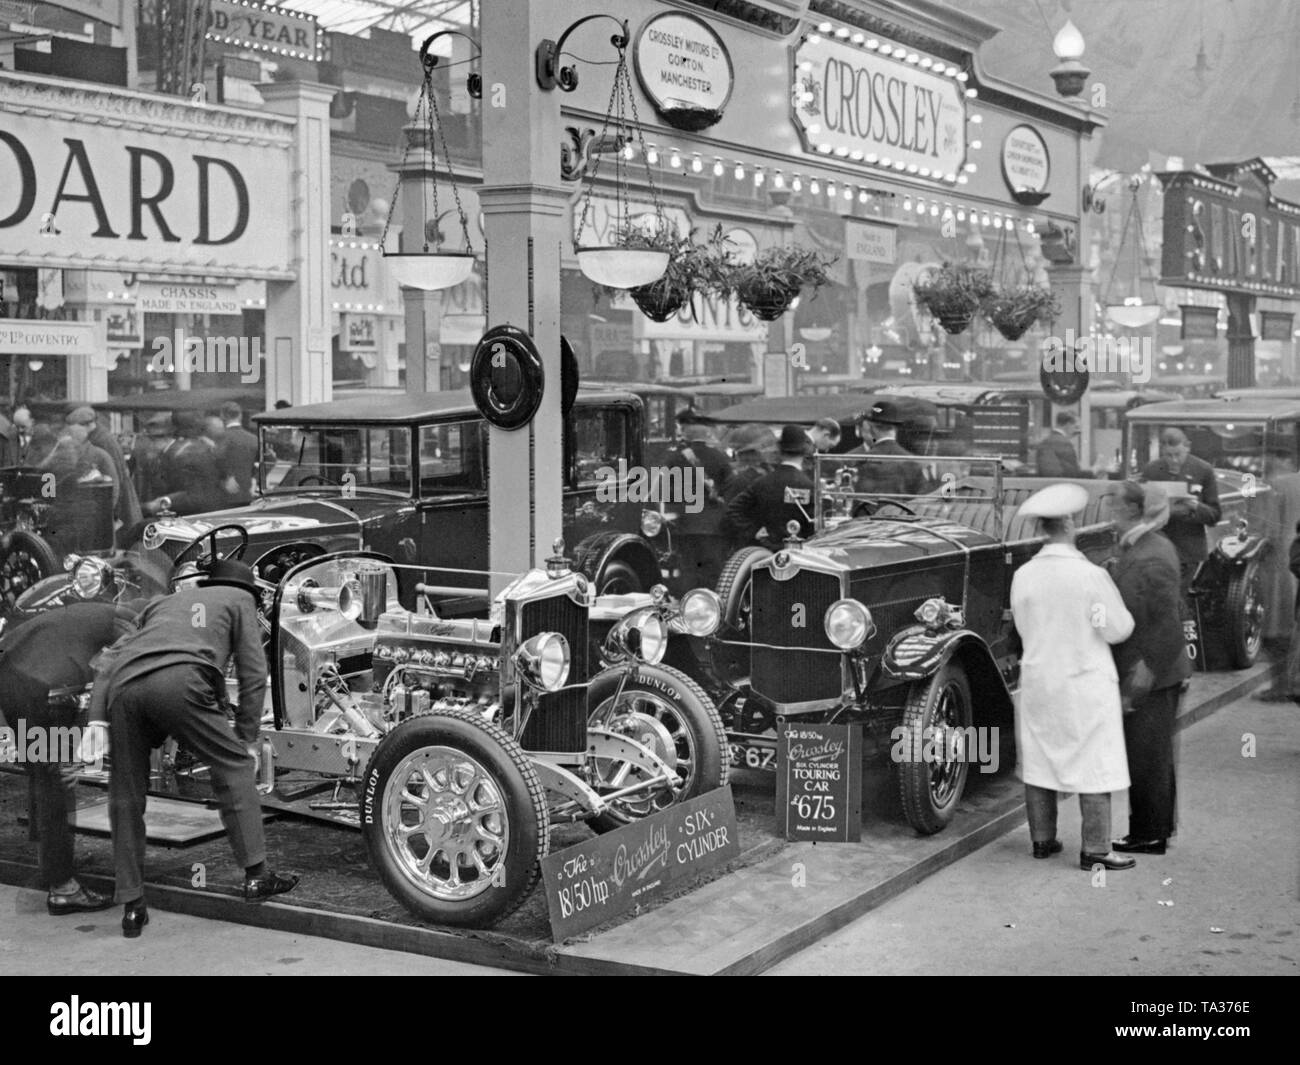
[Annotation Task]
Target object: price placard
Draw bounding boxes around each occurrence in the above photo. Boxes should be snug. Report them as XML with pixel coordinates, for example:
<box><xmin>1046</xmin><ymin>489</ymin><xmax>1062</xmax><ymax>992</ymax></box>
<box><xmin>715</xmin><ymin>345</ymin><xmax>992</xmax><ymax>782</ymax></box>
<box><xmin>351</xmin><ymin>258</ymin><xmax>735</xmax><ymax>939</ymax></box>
<box><xmin>540</xmin><ymin>787</ymin><xmax>739</xmax><ymax>942</ymax></box>
<box><xmin>776</xmin><ymin>722</ymin><xmax>861</xmax><ymax>842</ymax></box>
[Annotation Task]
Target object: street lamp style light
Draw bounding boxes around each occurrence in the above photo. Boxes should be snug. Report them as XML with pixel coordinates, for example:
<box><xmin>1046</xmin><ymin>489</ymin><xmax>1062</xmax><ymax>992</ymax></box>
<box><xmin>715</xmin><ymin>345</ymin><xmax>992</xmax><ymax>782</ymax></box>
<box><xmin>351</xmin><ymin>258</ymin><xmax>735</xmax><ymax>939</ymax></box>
<box><xmin>381</xmin><ymin>31</ymin><xmax>480</xmax><ymax>291</ymax></box>
<box><xmin>1049</xmin><ymin>19</ymin><xmax>1091</xmax><ymax>97</ymax></box>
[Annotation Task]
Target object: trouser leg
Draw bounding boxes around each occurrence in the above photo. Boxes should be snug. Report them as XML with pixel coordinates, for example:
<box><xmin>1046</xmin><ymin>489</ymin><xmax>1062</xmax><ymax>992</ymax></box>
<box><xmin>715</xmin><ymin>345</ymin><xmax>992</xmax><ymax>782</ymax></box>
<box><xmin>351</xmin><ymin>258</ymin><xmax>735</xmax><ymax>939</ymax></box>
<box><xmin>1079</xmin><ymin>792</ymin><xmax>1112</xmax><ymax>854</ymax></box>
<box><xmin>4</xmin><ymin>677</ymin><xmax>77</xmax><ymax>886</ymax></box>
<box><xmin>30</xmin><ymin>761</ymin><xmax>75</xmax><ymax>888</ymax></box>
<box><xmin>1124</xmin><ymin>685</ymin><xmax>1179</xmax><ymax>840</ymax></box>
<box><xmin>1023</xmin><ymin>783</ymin><xmax>1058</xmax><ymax>843</ymax></box>
<box><xmin>138</xmin><ymin>667</ymin><xmax>266</xmax><ymax>871</ymax></box>
<box><xmin>109</xmin><ymin>689</ymin><xmax>159</xmax><ymax>905</ymax></box>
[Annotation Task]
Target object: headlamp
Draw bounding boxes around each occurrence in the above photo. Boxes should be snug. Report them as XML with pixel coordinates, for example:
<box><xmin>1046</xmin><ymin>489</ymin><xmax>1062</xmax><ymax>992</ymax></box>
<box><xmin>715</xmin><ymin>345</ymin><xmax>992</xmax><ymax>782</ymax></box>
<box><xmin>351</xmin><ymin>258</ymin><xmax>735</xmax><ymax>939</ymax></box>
<box><xmin>824</xmin><ymin>598</ymin><xmax>874</xmax><ymax>650</ymax></box>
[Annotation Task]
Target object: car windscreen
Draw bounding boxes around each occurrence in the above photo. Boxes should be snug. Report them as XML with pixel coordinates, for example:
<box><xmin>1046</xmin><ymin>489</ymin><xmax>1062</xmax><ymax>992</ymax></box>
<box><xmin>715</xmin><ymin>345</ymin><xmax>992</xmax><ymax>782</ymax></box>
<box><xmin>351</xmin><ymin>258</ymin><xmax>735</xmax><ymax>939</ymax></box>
<box><xmin>1129</xmin><ymin>420</ymin><xmax>1297</xmax><ymax>478</ymax></box>
<box><xmin>258</xmin><ymin>425</ymin><xmax>412</xmax><ymax>494</ymax></box>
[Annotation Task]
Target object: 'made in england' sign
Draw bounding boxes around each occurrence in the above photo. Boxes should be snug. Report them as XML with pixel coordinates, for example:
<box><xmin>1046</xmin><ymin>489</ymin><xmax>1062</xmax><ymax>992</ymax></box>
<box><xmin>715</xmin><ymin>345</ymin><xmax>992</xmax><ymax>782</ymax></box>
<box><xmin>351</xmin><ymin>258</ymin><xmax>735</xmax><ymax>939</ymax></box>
<box><xmin>792</xmin><ymin>35</ymin><xmax>965</xmax><ymax>181</ymax></box>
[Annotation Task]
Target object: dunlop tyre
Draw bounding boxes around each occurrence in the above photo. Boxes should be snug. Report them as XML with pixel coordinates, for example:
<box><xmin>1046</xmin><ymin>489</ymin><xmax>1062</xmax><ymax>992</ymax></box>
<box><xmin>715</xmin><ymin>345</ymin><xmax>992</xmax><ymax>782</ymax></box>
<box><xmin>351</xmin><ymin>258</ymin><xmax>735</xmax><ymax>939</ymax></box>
<box><xmin>360</xmin><ymin>709</ymin><xmax>548</xmax><ymax>927</ymax></box>
<box><xmin>897</xmin><ymin>659</ymin><xmax>973</xmax><ymax>834</ymax></box>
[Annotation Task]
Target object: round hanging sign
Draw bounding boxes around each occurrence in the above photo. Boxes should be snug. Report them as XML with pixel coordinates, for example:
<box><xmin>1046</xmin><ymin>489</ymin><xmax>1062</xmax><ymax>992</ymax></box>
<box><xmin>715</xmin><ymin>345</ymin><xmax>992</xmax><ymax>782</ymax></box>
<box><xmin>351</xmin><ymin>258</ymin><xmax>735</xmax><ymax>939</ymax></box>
<box><xmin>1040</xmin><ymin>362</ymin><xmax>1089</xmax><ymax>405</ymax></box>
<box><xmin>634</xmin><ymin>11</ymin><xmax>734</xmax><ymax>131</ymax></box>
<box><xmin>560</xmin><ymin>335</ymin><xmax>579</xmax><ymax>417</ymax></box>
<box><xmin>471</xmin><ymin>325</ymin><xmax>544</xmax><ymax>430</ymax></box>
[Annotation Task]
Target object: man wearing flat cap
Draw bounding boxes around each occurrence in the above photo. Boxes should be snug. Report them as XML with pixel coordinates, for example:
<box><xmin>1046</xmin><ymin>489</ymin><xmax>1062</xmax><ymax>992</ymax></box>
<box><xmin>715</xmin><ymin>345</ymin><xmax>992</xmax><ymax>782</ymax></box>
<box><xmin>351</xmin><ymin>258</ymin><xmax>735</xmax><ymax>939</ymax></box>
<box><xmin>1010</xmin><ymin>482</ymin><xmax>1139</xmax><ymax>871</ymax></box>
<box><xmin>1105</xmin><ymin>481</ymin><xmax>1189</xmax><ymax>856</ymax></box>
<box><xmin>92</xmin><ymin>558</ymin><xmax>297</xmax><ymax>938</ymax></box>
<box><xmin>723</xmin><ymin>425</ymin><xmax>816</xmax><ymax>549</ymax></box>
<box><xmin>853</xmin><ymin>399</ymin><xmax>926</xmax><ymax>498</ymax></box>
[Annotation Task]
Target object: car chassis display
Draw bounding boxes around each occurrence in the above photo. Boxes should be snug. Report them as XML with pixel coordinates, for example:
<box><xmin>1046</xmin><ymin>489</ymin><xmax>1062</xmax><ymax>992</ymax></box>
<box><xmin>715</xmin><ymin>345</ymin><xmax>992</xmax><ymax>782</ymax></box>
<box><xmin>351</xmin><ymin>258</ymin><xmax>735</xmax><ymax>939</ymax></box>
<box><xmin>259</xmin><ymin>542</ymin><xmax>727</xmax><ymax>928</ymax></box>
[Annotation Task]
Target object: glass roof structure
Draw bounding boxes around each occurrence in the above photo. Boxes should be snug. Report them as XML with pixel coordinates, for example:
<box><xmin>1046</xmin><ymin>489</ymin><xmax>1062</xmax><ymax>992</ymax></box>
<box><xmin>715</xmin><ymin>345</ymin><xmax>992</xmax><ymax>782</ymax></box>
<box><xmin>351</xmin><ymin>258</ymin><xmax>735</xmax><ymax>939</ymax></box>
<box><xmin>274</xmin><ymin>1</ymin><xmax>473</xmax><ymax>44</ymax></box>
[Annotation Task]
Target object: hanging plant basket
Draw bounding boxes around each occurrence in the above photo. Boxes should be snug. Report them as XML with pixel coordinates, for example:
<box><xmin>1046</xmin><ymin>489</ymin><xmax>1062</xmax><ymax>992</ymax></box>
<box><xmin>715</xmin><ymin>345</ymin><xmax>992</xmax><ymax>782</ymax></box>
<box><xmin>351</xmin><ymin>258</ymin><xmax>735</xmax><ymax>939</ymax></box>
<box><xmin>630</xmin><ymin>281</ymin><xmax>688</xmax><ymax>322</ymax></box>
<box><xmin>913</xmin><ymin>262</ymin><xmax>995</xmax><ymax>336</ymax></box>
<box><xmin>733</xmin><ymin>245</ymin><xmax>837</xmax><ymax>323</ymax></box>
<box><xmin>737</xmin><ymin>278</ymin><xmax>798</xmax><ymax>321</ymax></box>
<box><xmin>936</xmin><ymin>311</ymin><xmax>975</xmax><ymax>335</ymax></box>
<box><xmin>984</xmin><ymin>285</ymin><xmax>1061</xmax><ymax>341</ymax></box>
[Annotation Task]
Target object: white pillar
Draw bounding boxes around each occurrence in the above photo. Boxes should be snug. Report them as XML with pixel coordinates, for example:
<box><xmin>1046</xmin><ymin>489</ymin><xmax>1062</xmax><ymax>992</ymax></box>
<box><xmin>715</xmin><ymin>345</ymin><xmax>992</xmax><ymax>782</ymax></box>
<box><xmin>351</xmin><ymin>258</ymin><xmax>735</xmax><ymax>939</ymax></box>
<box><xmin>256</xmin><ymin>82</ymin><xmax>336</xmax><ymax>406</ymax></box>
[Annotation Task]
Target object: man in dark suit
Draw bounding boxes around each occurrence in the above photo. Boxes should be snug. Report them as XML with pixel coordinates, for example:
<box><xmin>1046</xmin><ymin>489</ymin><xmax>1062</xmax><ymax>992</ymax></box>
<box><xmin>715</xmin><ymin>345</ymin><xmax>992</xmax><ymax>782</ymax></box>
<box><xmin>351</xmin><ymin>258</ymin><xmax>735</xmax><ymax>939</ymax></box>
<box><xmin>853</xmin><ymin>399</ymin><xmax>926</xmax><ymax>497</ymax></box>
<box><xmin>132</xmin><ymin>412</ymin><xmax>174</xmax><ymax>504</ymax></box>
<box><xmin>671</xmin><ymin>412</ymin><xmax>733</xmax><ymax>588</ymax></box>
<box><xmin>723</xmin><ymin>425</ymin><xmax>815</xmax><ymax>548</ymax></box>
<box><xmin>92</xmin><ymin>560</ymin><xmax>296</xmax><ymax>936</ymax></box>
<box><xmin>0</xmin><ymin>601</ymin><xmax>139</xmax><ymax>915</ymax></box>
<box><xmin>1035</xmin><ymin>410</ymin><xmax>1085</xmax><ymax>477</ymax></box>
<box><xmin>66</xmin><ymin>406</ymin><xmax>142</xmax><ymax>537</ymax></box>
<box><xmin>1106</xmin><ymin>482</ymin><xmax>1191</xmax><ymax>855</ymax></box>
<box><xmin>145</xmin><ymin>410</ymin><xmax>225</xmax><ymax>516</ymax></box>
<box><xmin>215</xmin><ymin>401</ymin><xmax>259</xmax><ymax>504</ymax></box>
<box><xmin>1140</xmin><ymin>427</ymin><xmax>1221</xmax><ymax>595</ymax></box>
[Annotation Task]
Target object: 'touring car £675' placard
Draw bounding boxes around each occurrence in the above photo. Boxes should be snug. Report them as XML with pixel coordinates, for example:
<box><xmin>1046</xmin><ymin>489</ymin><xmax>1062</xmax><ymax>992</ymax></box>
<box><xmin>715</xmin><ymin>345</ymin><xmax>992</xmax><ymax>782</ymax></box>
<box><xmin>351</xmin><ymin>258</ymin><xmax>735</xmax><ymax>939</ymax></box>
<box><xmin>776</xmin><ymin>723</ymin><xmax>862</xmax><ymax>842</ymax></box>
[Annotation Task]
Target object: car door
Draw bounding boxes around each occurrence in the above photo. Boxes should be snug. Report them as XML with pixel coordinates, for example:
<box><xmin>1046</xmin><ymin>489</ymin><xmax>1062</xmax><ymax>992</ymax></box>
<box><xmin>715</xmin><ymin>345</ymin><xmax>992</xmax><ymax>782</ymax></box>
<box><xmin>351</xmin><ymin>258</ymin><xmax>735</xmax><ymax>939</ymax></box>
<box><xmin>413</xmin><ymin>418</ymin><xmax>490</xmax><ymax>586</ymax></box>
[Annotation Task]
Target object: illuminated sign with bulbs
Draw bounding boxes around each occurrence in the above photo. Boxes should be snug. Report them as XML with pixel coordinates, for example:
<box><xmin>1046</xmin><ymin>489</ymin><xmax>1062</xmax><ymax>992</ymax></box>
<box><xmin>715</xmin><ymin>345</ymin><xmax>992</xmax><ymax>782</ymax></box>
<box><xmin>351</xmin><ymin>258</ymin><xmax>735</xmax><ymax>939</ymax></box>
<box><xmin>791</xmin><ymin>28</ymin><xmax>967</xmax><ymax>183</ymax></box>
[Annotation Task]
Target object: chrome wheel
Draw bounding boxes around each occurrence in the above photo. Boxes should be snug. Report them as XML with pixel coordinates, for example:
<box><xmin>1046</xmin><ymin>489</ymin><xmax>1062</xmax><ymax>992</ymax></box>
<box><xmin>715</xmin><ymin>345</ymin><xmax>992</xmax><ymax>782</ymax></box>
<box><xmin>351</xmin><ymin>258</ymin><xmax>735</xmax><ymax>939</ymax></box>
<box><xmin>382</xmin><ymin>745</ymin><xmax>509</xmax><ymax>903</ymax></box>
<box><xmin>589</xmin><ymin>691</ymin><xmax>695</xmax><ymax>819</ymax></box>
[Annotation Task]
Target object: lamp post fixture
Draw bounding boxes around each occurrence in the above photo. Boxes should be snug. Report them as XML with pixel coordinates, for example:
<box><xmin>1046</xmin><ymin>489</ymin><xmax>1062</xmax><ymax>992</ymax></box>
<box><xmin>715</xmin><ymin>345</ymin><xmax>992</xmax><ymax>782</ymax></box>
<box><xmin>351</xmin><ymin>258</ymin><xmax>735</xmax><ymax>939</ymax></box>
<box><xmin>1049</xmin><ymin>20</ymin><xmax>1090</xmax><ymax>98</ymax></box>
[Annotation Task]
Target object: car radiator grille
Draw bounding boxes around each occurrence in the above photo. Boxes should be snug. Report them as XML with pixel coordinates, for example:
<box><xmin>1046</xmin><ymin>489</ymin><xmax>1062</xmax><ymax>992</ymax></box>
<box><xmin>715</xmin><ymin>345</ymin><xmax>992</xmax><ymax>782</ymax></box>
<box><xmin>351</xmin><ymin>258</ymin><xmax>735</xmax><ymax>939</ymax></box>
<box><xmin>751</xmin><ymin>570</ymin><xmax>842</xmax><ymax>704</ymax></box>
<box><xmin>518</xmin><ymin>594</ymin><xmax>590</xmax><ymax>755</ymax></box>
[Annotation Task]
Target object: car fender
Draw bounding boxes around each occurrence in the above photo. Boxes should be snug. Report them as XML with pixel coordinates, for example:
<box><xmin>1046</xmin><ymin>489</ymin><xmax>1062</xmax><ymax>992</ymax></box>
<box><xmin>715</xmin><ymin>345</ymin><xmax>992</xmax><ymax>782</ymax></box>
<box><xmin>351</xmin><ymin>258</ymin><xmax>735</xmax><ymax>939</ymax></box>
<box><xmin>1209</xmin><ymin>531</ymin><xmax>1270</xmax><ymax>568</ymax></box>
<box><xmin>880</xmin><ymin>626</ymin><xmax>1015</xmax><ymax>726</ymax></box>
<box><xmin>572</xmin><ymin>531</ymin><xmax>659</xmax><ymax>592</ymax></box>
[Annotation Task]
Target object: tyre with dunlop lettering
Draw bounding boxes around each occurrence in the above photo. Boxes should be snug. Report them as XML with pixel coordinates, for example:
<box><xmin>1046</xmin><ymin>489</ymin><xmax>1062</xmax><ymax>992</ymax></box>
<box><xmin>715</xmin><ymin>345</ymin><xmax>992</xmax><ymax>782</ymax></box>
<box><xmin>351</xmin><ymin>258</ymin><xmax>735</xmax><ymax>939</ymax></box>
<box><xmin>360</xmin><ymin>709</ymin><xmax>548</xmax><ymax>928</ymax></box>
<box><xmin>585</xmin><ymin>662</ymin><xmax>727</xmax><ymax>833</ymax></box>
<box><xmin>896</xmin><ymin>658</ymin><xmax>973</xmax><ymax>835</ymax></box>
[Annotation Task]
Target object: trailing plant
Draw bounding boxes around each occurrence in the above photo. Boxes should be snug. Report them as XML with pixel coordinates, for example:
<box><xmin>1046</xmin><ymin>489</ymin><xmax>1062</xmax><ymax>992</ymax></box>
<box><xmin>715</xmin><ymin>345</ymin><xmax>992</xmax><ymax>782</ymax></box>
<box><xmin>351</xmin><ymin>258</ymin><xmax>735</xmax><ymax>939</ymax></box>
<box><xmin>733</xmin><ymin>245</ymin><xmax>837</xmax><ymax>321</ymax></box>
<box><xmin>597</xmin><ymin>224</ymin><xmax>738</xmax><ymax>322</ymax></box>
<box><xmin>984</xmin><ymin>284</ymin><xmax>1061</xmax><ymax>341</ymax></box>
<box><xmin>912</xmin><ymin>262</ymin><xmax>995</xmax><ymax>333</ymax></box>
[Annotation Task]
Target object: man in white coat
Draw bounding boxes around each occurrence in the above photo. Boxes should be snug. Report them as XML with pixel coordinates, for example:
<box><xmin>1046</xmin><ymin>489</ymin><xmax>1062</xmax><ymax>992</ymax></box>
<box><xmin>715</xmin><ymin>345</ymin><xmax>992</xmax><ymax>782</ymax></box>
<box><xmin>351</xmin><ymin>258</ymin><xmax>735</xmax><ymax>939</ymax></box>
<box><xmin>1010</xmin><ymin>482</ymin><xmax>1139</xmax><ymax>871</ymax></box>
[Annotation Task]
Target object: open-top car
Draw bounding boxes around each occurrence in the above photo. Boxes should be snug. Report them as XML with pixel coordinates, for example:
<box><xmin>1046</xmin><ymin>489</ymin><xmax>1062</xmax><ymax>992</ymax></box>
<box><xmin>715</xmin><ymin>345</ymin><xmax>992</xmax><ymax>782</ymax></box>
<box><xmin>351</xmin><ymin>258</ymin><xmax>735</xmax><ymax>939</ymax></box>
<box><xmin>130</xmin><ymin>390</ymin><xmax>682</xmax><ymax>603</ymax></box>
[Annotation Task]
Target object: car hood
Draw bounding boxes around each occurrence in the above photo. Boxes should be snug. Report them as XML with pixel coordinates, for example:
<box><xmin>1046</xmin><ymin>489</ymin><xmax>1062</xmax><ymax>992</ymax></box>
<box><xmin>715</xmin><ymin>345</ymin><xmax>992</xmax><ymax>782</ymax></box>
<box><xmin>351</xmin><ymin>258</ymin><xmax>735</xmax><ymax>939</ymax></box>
<box><xmin>142</xmin><ymin>495</ymin><xmax>400</xmax><ymax>544</ymax></box>
<box><xmin>776</xmin><ymin>518</ymin><xmax>1000</xmax><ymax>573</ymax></box>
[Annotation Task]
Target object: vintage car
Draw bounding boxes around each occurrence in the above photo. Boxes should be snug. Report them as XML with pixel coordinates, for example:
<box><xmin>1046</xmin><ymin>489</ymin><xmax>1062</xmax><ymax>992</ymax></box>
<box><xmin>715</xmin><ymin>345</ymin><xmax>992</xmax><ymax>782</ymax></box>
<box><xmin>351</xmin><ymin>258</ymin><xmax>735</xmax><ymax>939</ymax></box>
<box><xmin>1123</xmin><ymin>396</ymin><xmax>1299</xmax><ymax>668</ymax></box>
<box><xmin>0</xmin><ymin>468</ymin><xmax>116</xmax><ymax>615</ymax></box>
<box><xmin>129</xmin><ymin>389</ymin><xmax>684</xmax><ymax>604</ymax></box>
<box><xmin>675</xmin><ymin>451</ymin><xmax>1124</xmax><ymax>834</ymax></box>
<box><xmin>211</xmin><ymin>535</ymin><xmax>727</xmax><ymax>927</ymax></box>
<box><xmin>699</xmin><ymin>393</ymin><xmax>939</xmax><ymax>456</ymax></box>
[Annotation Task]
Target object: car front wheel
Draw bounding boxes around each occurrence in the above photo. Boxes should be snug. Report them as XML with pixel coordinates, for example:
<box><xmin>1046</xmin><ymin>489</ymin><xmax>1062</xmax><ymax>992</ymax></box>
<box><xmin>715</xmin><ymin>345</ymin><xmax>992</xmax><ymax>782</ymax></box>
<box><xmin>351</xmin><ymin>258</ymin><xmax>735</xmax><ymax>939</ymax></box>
<box><xmin>360</xmin><ymin>709</ymin><xmax>548</xmax><ymax>928</ymax></box>
<box><xmin>896</xmin><ymin>658</ymin><xmax>973</xmax><ymax>834</ymax></box>
<box><xmin>0</xmin><ymin>530</ymin><xmax>60</xmax><ymax>615</ymax></box>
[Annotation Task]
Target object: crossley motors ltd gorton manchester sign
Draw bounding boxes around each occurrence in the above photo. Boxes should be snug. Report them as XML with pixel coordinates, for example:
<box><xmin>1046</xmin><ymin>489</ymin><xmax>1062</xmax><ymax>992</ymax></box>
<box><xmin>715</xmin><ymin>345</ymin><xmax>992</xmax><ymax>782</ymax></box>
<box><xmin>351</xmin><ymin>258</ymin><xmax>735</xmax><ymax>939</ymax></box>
<box><xmin>791</xmin><ymin>32</ymin><xmax>966</xmax><ymax>183</ymax></box>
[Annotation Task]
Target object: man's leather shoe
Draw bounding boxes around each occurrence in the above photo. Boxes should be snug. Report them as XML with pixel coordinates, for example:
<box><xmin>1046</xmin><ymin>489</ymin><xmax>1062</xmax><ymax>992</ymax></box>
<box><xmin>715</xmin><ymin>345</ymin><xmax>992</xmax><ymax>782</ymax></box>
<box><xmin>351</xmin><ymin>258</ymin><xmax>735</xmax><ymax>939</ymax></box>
<box><xmin>1032</xmin><ymin>840</ymin><xmax>1063</xmax><ymax>859</ymax></box>
<box><xmin>121</xmin><ymin>906</ymin><xmax>149</xmax><ymax>938</ymax></box>
<box><xmin>243</xmin><ymin>871</ymin><xmax>299</xmax><ymax>902</ymax></box>
<box><xmin>1112</xmin><ymin>837</ymin><xmax>1167</xmax><ymax>854</ymax></box>
<box><xmin>47</xmin><ymin>886</ymin><xmax>113</xmax><ymax>916</ymax></box>
<box><xmin>1080</xmin><ymin>851</ymin><xmax>1137</xmax><ymax>871</ymax></box>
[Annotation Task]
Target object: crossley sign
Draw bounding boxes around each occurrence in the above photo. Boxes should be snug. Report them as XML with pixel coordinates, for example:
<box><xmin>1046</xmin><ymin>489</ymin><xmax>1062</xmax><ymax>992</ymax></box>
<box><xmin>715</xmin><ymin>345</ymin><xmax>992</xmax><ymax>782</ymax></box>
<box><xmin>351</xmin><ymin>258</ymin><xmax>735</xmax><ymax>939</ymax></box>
<box><xmin>1158</xmin><ymin>158</ymin><xmax>1300</xmax><ymax>299</ymax></box>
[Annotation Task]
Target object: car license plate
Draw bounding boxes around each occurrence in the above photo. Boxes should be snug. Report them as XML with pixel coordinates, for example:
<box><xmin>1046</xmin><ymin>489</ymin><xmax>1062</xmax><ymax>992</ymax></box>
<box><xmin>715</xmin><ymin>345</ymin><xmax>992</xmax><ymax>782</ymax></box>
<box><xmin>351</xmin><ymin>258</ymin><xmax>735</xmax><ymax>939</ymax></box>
<box><xmin>728</xmin><ymin>741</ymin><xmax>776</xmax><ymax>771</ymax></box>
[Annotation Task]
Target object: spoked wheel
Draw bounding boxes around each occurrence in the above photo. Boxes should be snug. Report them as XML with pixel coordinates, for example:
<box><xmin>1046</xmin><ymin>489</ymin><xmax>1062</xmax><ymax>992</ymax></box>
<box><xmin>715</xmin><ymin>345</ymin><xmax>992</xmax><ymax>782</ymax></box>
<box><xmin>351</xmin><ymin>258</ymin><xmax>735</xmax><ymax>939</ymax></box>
<box><xmin>0</xmin><ymin>530</ymin><xmax>60</xmax><ymax>614</ymax></box>
<box><xmin>585</xmin><ymin>663</ymin><xmax>726</xmax><ymax>833</ymax></box>
<box><xmin>897</xmin><ymin>658</ymin><xmax>973</xmax><ymax>834</ymax></box>
<box><xmin>1225</xmin><ymin>561</ymin><xmax>1265</xmax><ymax>668</ymax></box>
<box><xmin>361</xmin><ymin>709</ymin><xmax>547</xmax><ymax>928</ymax></box>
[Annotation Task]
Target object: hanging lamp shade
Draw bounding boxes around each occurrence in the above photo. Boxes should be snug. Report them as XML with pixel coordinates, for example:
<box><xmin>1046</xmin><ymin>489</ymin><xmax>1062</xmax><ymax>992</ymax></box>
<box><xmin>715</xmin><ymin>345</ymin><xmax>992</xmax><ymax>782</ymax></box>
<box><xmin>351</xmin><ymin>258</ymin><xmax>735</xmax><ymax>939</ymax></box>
<box><xmin>1106</xmin><ymin>298</ymin><xmax>1162</xmax><ymax>329</ymax></box>
<box><xmin>385</xmin><ymin>251</ymin><xmax>477</xmax><ymax>292</ymax></box>
<box><xmin>575</xmin><ymin>246</ymin><xmax>669</xmax><ymax>289</ymax></box>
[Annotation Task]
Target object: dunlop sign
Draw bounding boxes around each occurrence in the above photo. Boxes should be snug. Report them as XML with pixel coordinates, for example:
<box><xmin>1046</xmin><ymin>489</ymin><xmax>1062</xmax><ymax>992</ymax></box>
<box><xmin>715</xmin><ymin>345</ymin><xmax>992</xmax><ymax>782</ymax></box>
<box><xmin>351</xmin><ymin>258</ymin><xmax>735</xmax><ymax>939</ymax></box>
<box><xmin>791</xmin><ymin>35</ymin><xmax>966</xmax><ymax>180</ymax></box>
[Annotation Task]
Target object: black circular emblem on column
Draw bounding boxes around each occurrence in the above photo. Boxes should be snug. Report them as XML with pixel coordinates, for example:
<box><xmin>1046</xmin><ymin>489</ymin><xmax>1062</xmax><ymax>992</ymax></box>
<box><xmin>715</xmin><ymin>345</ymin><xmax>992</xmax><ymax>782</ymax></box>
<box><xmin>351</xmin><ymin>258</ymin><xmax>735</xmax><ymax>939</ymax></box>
<box><xmin>471</xmin><ymin>325</ymin><xmax>544</xmax><ymax>430</ymax></box>
<box><xmin>561</xmin><ymin>334</ymin><xmax>580</xmax><ymax>417</ymax></box>
<box><xmin>1040</xmin><ymin>363</ymin><xmax>1089</xmax><ymax>405</ymax></box>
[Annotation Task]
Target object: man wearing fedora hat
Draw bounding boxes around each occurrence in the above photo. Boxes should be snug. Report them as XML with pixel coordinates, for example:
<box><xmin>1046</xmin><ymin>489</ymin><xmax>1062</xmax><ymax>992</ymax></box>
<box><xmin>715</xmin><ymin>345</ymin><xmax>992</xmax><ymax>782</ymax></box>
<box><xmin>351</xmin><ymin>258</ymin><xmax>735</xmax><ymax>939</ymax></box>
<box><xmin>853</xmin><ymin>399</ymin><xmax>926</xmax><ymax>498</ymax></box>
<box><xmin>724</xmin><ymin>425</ymin><xmax>816</xmax><ymax>549</ymax></box>
<box><xmin>1106</xmin><ymin>481</ymin><xmax>1190</xmax><ymax>856</ymax></box>
<box><xmin>1010</xmin><ymin>482</ymin><xmax>1138</xmax><ymax>871</ymax></box>
<box><xmin>90</xmin><ymin>559</ymin><xmax>297</xmax><ymax>937</ymax></box>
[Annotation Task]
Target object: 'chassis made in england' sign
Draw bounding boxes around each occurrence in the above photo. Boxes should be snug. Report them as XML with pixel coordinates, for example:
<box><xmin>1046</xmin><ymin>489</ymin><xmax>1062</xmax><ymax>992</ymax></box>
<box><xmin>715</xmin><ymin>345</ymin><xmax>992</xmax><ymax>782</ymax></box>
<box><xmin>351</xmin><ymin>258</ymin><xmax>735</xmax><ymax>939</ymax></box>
<box><xmin>540</xmin><ymin>787</ymin><xmax>739</xmax><ymax>942</ymax></box>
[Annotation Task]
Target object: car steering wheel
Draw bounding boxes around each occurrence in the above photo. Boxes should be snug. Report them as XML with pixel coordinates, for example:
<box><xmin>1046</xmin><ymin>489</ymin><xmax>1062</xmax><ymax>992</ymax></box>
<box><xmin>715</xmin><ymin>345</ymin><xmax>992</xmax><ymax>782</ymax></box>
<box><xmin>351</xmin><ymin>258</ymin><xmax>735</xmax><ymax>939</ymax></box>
<box><xmin>852</xmin><ymin>498</ymin><xmax>918</xmax><ymax>518</ymax></box>
<box><xmin>168</xmin><ymin>524</ymin><xmax>250</xmax><ymax>590</ymax></box>
<box><xmin>295</xmin><ymin>473</ymin><xmax>339</xmax><ymax>487</ymax></box>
